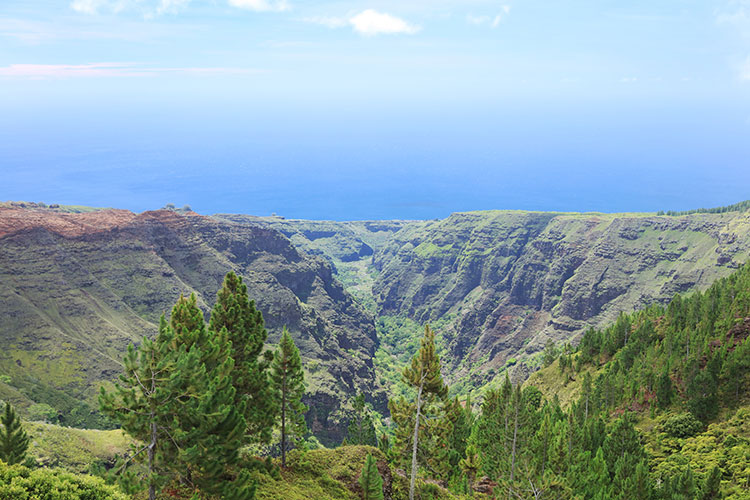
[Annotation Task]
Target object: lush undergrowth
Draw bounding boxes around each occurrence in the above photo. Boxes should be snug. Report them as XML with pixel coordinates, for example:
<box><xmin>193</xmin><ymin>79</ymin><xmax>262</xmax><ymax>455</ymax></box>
<box><xmin>0</xmin><ymin>461</ymin><xmax>127</xmax><ymax>500</ymax></box>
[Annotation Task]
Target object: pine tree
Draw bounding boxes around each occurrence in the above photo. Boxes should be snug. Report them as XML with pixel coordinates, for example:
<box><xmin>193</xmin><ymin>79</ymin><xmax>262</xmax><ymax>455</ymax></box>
<box><xmin>346</xmin><ymin>393</ymin><xmax>378</xmax><ymax>446</ymax></box>
<box><xmin>101</xmin><ymin>297</ymin><xmax>253</xmax><ymax>500</ymax></box>
<box><xmin>359</xmin><ymin>453</ymin><xmax>384</xmax><ymax>500</ymax></box>
<box><xmin>0</xmin><ymin>402</ymin><xmax>29</xmax><ymax>465</ymax></box>
<box><xmin>400</xmin><ymin>324</ymin><xmax>447</xmax><ymax>500</ymax></box>
<box><xmin>460</xmin><ymin>444</ymin><xmax>480</xmax><ymax>491</ymax></box>
<box><xmin>100</xmin><ymin>317</ymin><xmax>185</xmax><ymax>500</ymax></box>
<box><xmin>271</xmin><ymin>327</ymin><xmax>308</xmax><ymax>467</ymax></box>
<box><xmin>164</xmin><ymin>294</ymin><xmax>250</xmax><ymax>497</ymax></box>
<box><xmin>700</xmin><ymin>466</ymin><xmax>722</xmax><ymax>500</ymax></box>
<box><xmin>210</xmin><ymin>272</ymin><xmax>275</xmax><ymax>443</ymax></box>
<box><xmin>656</xmin><ymin>366</ymin><xmax>673</xmax><ymax>409</ymax></box>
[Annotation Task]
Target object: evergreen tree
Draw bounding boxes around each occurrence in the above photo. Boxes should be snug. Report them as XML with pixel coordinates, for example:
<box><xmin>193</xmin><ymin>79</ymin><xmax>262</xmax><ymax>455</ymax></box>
<box><xmin>210</xmin><ymin>272</ymin><xmax>275</xmax><ymax>443</ymax></box>
<box><xmin>359</xmin><ymin>453</ymin><xmax>384</xmax><ymax>500</ymax></box>
<box><xmin>460</xmin><ymin>444</ymin><xmax>480</xmax><ymax>491</ymax></box>
<box><xmin>100</xmin><ymin>317</ymin><xmax>186</xmax><ymax>500</ymax></box>
<box><xmin>400</xmin><ymin>324</ymin><xmax>447</xmax><ymax>500</ymax></box>
<box><xmin>101</xmin><ymin>297</ymin><xmax>253</xmax><ymax>500</ymax></box>
<box><xmin>701</xmin><ymin>466</ymin><xmax>722</xmax><ymax>500</ymax></box>
<box><xmin>271</xmin><ymin>327</ymin><xmax>308</xmax><ymax>467</ymax></box>
<box><xmin>346</xmin><ymin>393</ymin><xmax>378</xmax><ymax>446</ymax></box>
<box><xmin>686</xmin><ymin>367</ymin><xmax>719</xmax><ymax>423</ymax></box>
<box><xmin>656</xmin><ymin>366</ymin><xmax>673</xmax><ymax>409</ymax></box>
<box><xmin>0</xmin><ymin>402</ymin><xmax>29</xmax><ymax>465</ymax></box>
<box><xmin>165</xmin><ymin>294</ymin><xmax>249</xmax><ymax>497</ymax></box>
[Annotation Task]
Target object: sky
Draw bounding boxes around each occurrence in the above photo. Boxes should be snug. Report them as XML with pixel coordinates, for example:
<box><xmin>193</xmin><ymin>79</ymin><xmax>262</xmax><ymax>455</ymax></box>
<box><xmin>1</xmin><ymin>0</ymin><xmax>750</xmax><ymax>220</ymax></box>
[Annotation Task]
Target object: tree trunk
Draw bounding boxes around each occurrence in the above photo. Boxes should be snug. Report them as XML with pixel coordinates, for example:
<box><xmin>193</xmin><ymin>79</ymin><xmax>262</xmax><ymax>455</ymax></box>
<box><xmin>508</xmin><ymin>400</ymin><xmax>519</xmax><ymax>499</ymax></box>
<box><xmin>281</xmin><ymin>371</ymin><xmax>287</xmax><ymax>467</ymax></box>
<box><xmin>149</xmin><ymin>419</ymin><xmax>157</xmax><ymax>500</ymax></box>
<box><xmin>409</xmin><ymin>381</ymin><xmax>424</xmax><ymax>500</ymax></box>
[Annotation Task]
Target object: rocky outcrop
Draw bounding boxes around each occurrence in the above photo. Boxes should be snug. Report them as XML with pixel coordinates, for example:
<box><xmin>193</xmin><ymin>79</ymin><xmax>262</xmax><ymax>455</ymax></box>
<box><xmin>0</xmin><ymin>206</ymin><xmax>383</xmax><ymax>444</ymax></box>
<box><xmin>213</xmin><ymin>215</ymin><xmax>412</xmax><ymax>265</ymax></box>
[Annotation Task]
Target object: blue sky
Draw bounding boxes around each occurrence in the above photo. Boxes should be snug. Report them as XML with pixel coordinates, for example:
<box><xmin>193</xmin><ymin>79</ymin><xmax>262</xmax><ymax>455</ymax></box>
<box><xmin>1</xmin><ymin>0</ymin><xmax>749</xmax><ymax>219</ymax></box>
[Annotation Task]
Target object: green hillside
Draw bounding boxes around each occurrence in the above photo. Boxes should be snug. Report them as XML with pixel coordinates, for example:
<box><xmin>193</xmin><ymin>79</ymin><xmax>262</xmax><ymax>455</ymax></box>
<box><xmin>519</xmin><ymin>261</ymin><xmax>750</xmax><ymax>499</ymax></box>
<box><xmin>0</xmin><ymin>206</ymin><xmax>383</xmax><ymax>443</ymax></box>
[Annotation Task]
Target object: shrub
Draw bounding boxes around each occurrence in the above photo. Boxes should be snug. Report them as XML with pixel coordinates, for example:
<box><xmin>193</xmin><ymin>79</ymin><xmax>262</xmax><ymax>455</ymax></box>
<box><xmin>0</xmin><ymin>461</ymin><xmax>127</xmax><ymax>499</ymax></box>
<box><xmin>660</xmin><ymin>413</ymin><xmax>704</xmax><ymax>438</ymax></box>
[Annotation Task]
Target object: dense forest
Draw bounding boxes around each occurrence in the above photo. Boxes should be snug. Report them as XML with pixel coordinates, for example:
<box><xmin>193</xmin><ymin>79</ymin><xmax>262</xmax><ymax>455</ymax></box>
<box><xmin>2</xmin><ymin>259</ymin><xmax>750</xmax><ymax>499</ymax></box>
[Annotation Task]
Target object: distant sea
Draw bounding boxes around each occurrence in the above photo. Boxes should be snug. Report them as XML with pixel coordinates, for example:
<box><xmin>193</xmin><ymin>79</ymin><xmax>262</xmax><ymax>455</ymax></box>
<box><xmin>3</xmin><ymin>102</ymin><xmax>749</xmax><ymax>220</ymax></box>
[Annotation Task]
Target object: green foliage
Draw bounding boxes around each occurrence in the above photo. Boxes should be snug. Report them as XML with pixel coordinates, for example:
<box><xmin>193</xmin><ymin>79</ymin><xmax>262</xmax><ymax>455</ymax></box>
<box><xmin>516</xmin><ymin>262</ymin><xmax>750</xmax><ymax>500</ymax></box>
<box><xmin>100</xmin><ymin>294</ymin><xmax>252</xmax><ymax>499</ymax></box>
<box><xmin>660</xmin><ymin>413</ymin><xmax>704</xmax><ymax>439</ymax></box>
<box><xmin>271</xmin><ymin>328</ymin><xmax>308</xmax><ymax>467</ymax></box>
<box><xmin>0</xmin><ymin>461</ymin><xmax>127</xmax><ymax>500</ymax></box>
<box><xmin>574</xmin><ymin>261</ymin><xmax>750</xmax><ymax>419</ymax></box>
<box><xmin>26</xmin><ymin>403</ymin><xmax>56</xmax><ymax>423</ymax></box>
<box><xmin>359</xmin><ymin>453</ymin><xmax>384</xmax><ymax>500</ymax></box>
<box><xmin>0</xmin><ymin>403</ymin><xmax>29</xmax><ymax>465</ymax></box>
<box><xmin>391</xmin><ymin>324</ymin><xmax>449</xmax><ymax>500</ymax></box>
<box><xmin>656</xmin><ymin>367</ymin><xmax>673</xmax><ymax>409</ymax></box>
<box><xmin>543</xmin><ymin>339</ymin><xmax>559</xmax><ymax>367</ymax></box>
<box><xmin>345</xmin><ymin>394</ymin><xmax>378</xmax><ymax>447</ymax></box>
<box><xmin>210</xmin><ymin>272</ymin><xmax>275</xmax><ymax>444</ymax></box>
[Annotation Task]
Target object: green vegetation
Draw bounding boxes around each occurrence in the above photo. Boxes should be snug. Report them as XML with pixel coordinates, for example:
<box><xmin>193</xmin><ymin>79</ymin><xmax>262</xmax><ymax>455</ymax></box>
<box><xmin>210</xmin><ymin>272</ymin><xmax>275</xmax><ymax>444</ymax></box>
<box><xmin>359</xmin><ymin>453</ymin><xmax>384</xmax><ymax>500</ymax></box>
<box><xmin>0</xmin><ymin>403</ymin><xmax>29</xmax><ymax>466</ymax></box>
<box><xmin>26</xmin><ymin>422</ymin><xmax>130</xmax><ymax>473</ymax></box>
<box><xmin>0</xmin><ymin>461</ymin><xmax>127</xmax><ymax>499</ymax></box>
<box><xmin>271</xmin><ymin>328</ymin><xmax>308</xmax><ymax>467</ymax></box>
<box><xmin>517</xmin><ymin>262</ymin><xmax>750</xmax><ymax>499</ymax></box>
<box><xmin>657</xmin><ymin>199</ymin><xmax>750</xmax><ymax>216</ymax></box>
<box><xmin>100</xmin><ymin>293</ymin><xmax>253</xmax><ymax>499</ymax></box>
<box><xmin>344</xmin><ymin>394</ymin><xmax>377</xmax><ymax>447</ymax></box>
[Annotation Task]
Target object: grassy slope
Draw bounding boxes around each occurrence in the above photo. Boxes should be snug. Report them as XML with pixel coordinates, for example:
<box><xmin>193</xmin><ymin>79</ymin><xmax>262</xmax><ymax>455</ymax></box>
<box><xmin>26</xmin><ymin>421</ymin><xmax>131</xmax><ymax>473</ymax></box>
<box><xmin>22</xmin><ymin>424</ymin><xmax>468</xmax><ymax>500</ymax></box>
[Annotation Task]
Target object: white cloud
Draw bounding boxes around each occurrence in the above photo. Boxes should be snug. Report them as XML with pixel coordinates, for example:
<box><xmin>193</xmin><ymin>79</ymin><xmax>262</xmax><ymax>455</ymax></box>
<box><xmin>71</xmin><ymin>0</ymin><xmax>108</xmax><ymax>15</ymax></box>
<box><xmin>350</xmin><ymin>10</ymin><xmax>420</xmax><ymax>36</ymax></box>
<box><xmin>228</xmin><ymin>0</ymin><xmax>289</xmax><ymax>12</ymax></box>
<box><xmin>70</xmin><ymin>0</ymin><xmax>192</xmax><ymax>16</ymax></box>
<box><xmin>305</xmin><ymin>10</ymin><xmax>420</xmax><ymax>36</ymax></box>
<box><xmin>0</xmin><ymin>63</ymin><xmax>262</xmax><ymax>78</ymax></box>
<box><xmin>466</xmin><ymin>6</ymin><xmax>510</xmax><ymax>29</ymax></box>
<box><xmin>157</xmin><ymin>0</ymin><xmax>191</xmax><ymax>15</ymax></box>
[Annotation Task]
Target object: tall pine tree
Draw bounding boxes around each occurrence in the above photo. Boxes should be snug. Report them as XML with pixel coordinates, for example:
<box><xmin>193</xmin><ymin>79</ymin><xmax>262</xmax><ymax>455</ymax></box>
<box><xmin>400</xmin><ymin>324</ymin><xmax>447</xmax><ymax>500</ymax></box>
<box><xmin>210</xmin><ymin>272</ymin><xmax>275</xmax><ymax>443</ymax></box>
<box><xmin>100</xmin><ymin>316</ymin><xmax>188</xmax><ymax>500</ymax></box>
<box><xmin>271</xmin><ymin>327</ymin><xmax>308</xmax><ymax>467</ymax></box>
<box><xmin>0</xmin><ymin>402</ymin><xmax>29</xmax><ymax>466</ymax></box>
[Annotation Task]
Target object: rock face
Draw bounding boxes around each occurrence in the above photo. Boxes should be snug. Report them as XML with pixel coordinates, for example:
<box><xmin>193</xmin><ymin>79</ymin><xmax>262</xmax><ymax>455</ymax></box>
<box><xmin>0</xmin><ymin>206</ymin><xmax>383</xmax><ymax>444</ymax></box>
<box><xmin>371</xmin><ymin>210</ymin><xmax>750</xmax><ymax>386</ymax></box>
<box><xmin>212</xmin><ymin>215</ymin><xmax>411</xmax><ymax>265</ymax></box>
